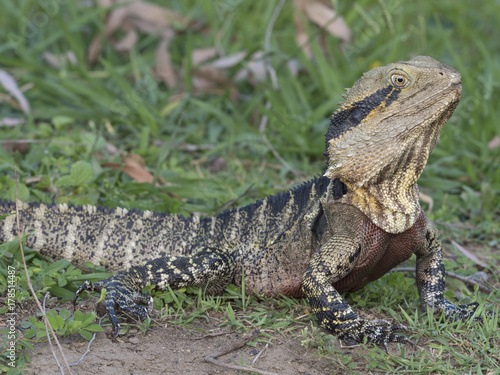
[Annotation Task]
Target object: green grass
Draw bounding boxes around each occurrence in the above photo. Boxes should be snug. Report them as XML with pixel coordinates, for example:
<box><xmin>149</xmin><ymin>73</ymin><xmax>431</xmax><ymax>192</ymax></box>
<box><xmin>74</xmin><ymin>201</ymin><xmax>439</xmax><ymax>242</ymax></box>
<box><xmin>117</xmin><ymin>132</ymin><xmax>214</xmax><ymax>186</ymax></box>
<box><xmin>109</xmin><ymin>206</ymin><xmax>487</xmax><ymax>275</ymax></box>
<box><xmin>0</xmin><ymin>1</ymin><xmax>499</xmax><ymax>374</ymax></box>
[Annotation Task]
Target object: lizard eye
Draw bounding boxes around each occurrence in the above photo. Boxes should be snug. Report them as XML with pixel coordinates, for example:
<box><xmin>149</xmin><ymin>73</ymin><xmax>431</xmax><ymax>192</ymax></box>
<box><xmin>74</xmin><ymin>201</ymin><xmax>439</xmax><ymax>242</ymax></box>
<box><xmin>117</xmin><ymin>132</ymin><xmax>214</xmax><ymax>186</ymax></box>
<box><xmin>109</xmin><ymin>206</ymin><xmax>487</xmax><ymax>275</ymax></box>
<box><xmin>391</xmin><ymin>74</ymin><xmax>408</xmax><ymax>87</ymax></box>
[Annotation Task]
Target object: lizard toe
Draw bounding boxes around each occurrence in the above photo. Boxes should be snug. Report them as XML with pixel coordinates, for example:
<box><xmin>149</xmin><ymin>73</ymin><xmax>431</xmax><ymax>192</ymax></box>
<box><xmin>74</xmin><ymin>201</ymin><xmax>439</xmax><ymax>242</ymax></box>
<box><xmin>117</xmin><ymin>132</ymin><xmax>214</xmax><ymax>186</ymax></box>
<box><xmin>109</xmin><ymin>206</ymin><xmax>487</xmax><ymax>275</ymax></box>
<box><xmin>76</xmin><ymin>274</ymin><xmax>151</xmax><ymax>337</ymax></box>
<box><xmin>437</xmin><ymin>300</ymin><xmax>494</xmax><ymax>323</ymax></box>
<box><xmin>339</xmin><ymin>319</ymin><xmax>411</xmax><ymax>348</ymax></box>
<box><xmin>133</xmin><ymin>293</ymin><xmax>154</xmax><ymax>313</ymax></box>
<box><xmin>103</xmin><ymin>282</ymin><xmax>150</xmax><ymax>336</ymax></box>
<box><xmin>73</xmin><ymin>279</ymin><xmax>96</xmax><ymax>304</ymax></box>
<box><xmin>102</xmin><ymin>289</ymin><xmax>122</xmax><ymax>337</ymax></box>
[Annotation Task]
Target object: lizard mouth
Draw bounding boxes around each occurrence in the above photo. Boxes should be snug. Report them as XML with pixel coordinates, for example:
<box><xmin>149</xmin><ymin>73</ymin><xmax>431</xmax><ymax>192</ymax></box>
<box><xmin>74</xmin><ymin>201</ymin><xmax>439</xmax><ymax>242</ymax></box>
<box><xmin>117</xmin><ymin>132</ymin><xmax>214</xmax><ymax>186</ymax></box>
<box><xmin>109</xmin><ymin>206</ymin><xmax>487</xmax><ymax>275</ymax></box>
<box><xmin>447</xmin><ymin>80</ymin><xmax>462</xmax><ymax>101</ymax></box>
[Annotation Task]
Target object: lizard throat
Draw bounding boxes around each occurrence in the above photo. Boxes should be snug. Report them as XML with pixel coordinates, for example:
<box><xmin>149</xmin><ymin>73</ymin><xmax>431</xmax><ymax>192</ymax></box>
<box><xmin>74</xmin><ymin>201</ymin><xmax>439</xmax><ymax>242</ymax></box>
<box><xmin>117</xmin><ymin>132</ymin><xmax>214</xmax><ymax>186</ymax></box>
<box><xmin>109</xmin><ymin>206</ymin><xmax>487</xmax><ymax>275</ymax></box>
<box><xmin>326</xmin><ymin>117</ymin><xmax>444</xmax><ymax>234</ymax></box>
<box><xmin>346</xmin><ymin>181</ymin><xmax>421</xmax><ymax>234</ymax></box>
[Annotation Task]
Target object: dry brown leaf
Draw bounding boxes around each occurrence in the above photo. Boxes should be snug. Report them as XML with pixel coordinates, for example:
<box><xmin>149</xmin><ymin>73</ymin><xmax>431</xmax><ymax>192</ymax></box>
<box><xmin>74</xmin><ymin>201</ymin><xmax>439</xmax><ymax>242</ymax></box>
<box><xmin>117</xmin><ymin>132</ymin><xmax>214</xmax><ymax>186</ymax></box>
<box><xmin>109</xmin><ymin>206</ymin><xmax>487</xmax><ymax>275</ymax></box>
<box><xmin>106</xmin><ymin>142</ymin><xmax>119</xmax><ymax>155</ymax></box>
<box><xmin>193</xmin><ymin>50</ymin><xmax>248</xmax><ymax>91</ymax></box>
<box><xmin>192</xmin><ymin>47</ymin><xmax>218</xmax><ymax>66</ymax></box>
<box><xmin>189</xmin><ymin>50</ymin><xmax>244</xmax><ymax>96</ymax></box>
<box><xmin>1</xmin><ymin>140</ymin><xmax>30</xmax><ymax>154</ymax></box>
<box><xmin>450</xmin><ymin>239</ymin><xmax>487</xmax><ymax>270</ymax></box>
<box><xmin>293</xmin><ymin>0</ymin><xmax>351</xmax><ymax>58</ymax></box>
<box><xmin>244</xmin><ymin>52</ymin><xmax>267</xmax><ymax>83</ymax></box>
<box><xmin>302</xmin><ymin>1</ymin><xmax>351</xmax><ymax>42</ymax></box>
<box><xmin>192</xmin><ymin>66</ymin><xmax>237</xmax><ymax>100</ymax></box>
<box><xmin>209</xmin><ymin>157</ymin><xmax>227</xmax><ymax>174</ymax></box>
<box><xmin>209</xmin><ymin>51</ymin><xmax>247</xmax><ymax>70</ymax></box>
<box><xmin>154</xmin><ymin>30</ymin><xmax>177</xmax><ymax>88</ymax></box>
<box><xmin>418</xmin><ymin>192</ymin><xmax>434</xmax><ymax>213</ymax></box>
<box><xmin>102</xmin><ymin>153</ymin><xmax>168</xmax><ymax>185</ymax></box>
<box><xmin>191</xmin><ymin>47</ymin><xmax>247</xmax><ymax>93</ymax></box>
<box><xmin>25</xmin><ymin>176</ymin><xmax>43</xmax><ymax>184</ymax></box>
<box><xmin>91</xmin><ymin>0</ymin><xmax>192</xmax><ymax>88</ymax></box>
<box><xmin>87</xmin><ymin>32</ymin><xmax>104</xmax><ymax>65</ymax></box>
<box><xmin>0</xmin><ymin>93</ymin><xmax>27</xmax><ymax>113</ymax></box>
<box><xmin>0</xmin><ymin>70</ymin><xmax>30</xmax><ymax>114</ymax></box>
<box><xmin>488</xmin><ymin>135</ymin><xmax>500</xmax><ymax>149</ymax></box>
<box><xmin>105</xmin><ymin>1</ymin><xmax>187</xmax><ymax>37</ymax></box>
<box><xmin>233</xmin><ymin>52</ymin><xmax>302</xmax><ymax>86</ymax></box>
<box><xmin>293</xmin><ymin>0</ymin><xmax>312</xmax><ymax>58</ymax></box>
<box><xmin>102</xmin><ymin>154</ymin><xmax>153</xmax><ymax>183</ymax></box>
<box><xmin>192</xmin><ymin>67</ymin><xmax>227</xmax><ymax>89</ymax></box>
<box><xmin>112</xmin><ymin>22</ymin><xmax>138</xmax><ymax>52</ymax></box>
<box><xmin>43</xmin><ymin>51</ymin><xmax>78</xmax><ymax>69</ymax></box>
<box><xmin>121</xmin><ymin>153</ymin><xmax>153</xmax><ymax>183</ymax></box>
<box><xmin>192</xmin><ymin>48</ymin><xmax>294</xmax><ymax>90</ymax></box>
<box><xmin>0</xmin><ymin>117</ymin><xmax>25</xmax><ymax>127</ymax></box>
<box><xmin>287</xmin><ymin>58</ymin><xmax>300</xmax><ymax>77</ymax></box>
<box><xmin>193</xmin><ymin>50</ymin><xmax>263</xmax><ymax>86</ymax></box>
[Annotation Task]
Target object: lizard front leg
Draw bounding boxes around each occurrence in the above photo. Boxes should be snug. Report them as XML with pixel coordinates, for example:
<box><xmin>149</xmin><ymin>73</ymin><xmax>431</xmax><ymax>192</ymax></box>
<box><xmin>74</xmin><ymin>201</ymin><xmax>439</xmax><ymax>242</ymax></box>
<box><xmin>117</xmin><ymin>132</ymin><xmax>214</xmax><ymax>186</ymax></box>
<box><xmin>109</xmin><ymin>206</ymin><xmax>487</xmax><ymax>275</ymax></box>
<box><xmin>302</xmin><ymin>230</ymin><xmax>410</xmax><ymax>347</ymax></box>
<box><xmin>415</xmin><ymin>219</ymin><xmax>492</xmax><ymax>320</ymax></box>
<box><xmin>75</xmin><ymin>248</ymin><xmax>235</xmax><ymax>336</ymax></box>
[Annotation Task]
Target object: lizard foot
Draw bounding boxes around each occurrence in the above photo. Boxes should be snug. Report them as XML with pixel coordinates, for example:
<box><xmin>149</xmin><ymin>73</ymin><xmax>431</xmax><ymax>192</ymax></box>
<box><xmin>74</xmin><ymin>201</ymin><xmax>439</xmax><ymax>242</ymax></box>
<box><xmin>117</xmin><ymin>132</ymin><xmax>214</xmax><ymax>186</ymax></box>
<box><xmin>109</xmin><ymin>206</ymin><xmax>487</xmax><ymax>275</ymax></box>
<box><xmin>339</xmin><ymin>319</ymin><xmax>414</xmax><ymax>351</ymax></box>
<box><xmin>74</xmin><ymin>275</ymin><xmax>153</xmax><ymax>337</ymax></box>
<box><xmin>440</xmin><ymin>301</ymin><xmax>494</xmax><ymax>323</ymax></box>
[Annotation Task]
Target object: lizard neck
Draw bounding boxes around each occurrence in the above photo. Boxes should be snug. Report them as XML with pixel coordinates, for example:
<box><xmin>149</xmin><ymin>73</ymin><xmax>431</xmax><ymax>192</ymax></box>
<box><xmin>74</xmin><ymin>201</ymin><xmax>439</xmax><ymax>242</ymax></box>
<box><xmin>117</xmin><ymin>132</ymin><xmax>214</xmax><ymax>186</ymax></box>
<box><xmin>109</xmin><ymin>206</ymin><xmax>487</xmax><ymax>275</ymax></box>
<box><xmin>346</xmin><ymin>182</ymin><xmax>421</xmax><ymax>234</ymax></box>
<box><xmin>336</xmin><ymin>132</ymin><xmax>429</xmax><ymax>234</ymax></box>
<box><xmin>325</xmin><ymin>112</ymin><xmax>443</xmax><ymax>234</ymax></box>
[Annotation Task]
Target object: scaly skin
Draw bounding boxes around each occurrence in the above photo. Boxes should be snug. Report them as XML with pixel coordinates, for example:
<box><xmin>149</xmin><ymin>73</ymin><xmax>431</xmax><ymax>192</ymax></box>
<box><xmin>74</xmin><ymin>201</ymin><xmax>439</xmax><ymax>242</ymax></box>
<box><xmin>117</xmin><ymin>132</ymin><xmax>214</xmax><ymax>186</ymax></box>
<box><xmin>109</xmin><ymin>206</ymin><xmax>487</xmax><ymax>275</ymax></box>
<box><xmin>0</xmin><ymin>56</ymin><xmax>494</xmax><ymax>346</ymax></box>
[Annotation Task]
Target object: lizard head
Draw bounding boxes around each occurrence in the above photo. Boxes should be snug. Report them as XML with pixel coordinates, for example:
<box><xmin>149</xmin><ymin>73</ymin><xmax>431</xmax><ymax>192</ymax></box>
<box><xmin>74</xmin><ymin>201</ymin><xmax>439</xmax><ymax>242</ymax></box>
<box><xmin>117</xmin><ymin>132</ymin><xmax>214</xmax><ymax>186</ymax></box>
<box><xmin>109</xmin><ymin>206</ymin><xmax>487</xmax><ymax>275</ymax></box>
<box><xmin>324</xmin><ymin>55</ymin><xmax>461</xmax><ymax>202</ymax></box>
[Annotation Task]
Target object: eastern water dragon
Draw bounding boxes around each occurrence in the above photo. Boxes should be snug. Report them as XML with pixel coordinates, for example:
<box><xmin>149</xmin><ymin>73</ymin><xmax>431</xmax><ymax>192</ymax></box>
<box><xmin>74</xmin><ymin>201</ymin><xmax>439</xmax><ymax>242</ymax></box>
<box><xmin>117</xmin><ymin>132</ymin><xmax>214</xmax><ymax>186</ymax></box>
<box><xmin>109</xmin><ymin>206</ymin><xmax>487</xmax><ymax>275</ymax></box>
<box><xmin>0</xmin><ymin>56</ymin><xmax>494</xmax><ymax>347</ymax></box>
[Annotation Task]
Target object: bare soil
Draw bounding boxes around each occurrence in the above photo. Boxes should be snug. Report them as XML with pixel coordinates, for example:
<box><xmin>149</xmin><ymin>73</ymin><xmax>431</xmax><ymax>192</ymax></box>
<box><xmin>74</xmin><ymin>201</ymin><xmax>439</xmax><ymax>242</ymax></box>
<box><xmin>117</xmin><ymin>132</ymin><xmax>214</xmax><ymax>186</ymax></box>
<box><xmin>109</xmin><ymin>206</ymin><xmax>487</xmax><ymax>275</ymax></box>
<box><xmin>13</xmin><ymin>296</ymin><xmax>401</xmax><ymax>375</ymax></box>
<box><xmin>26</xmin><ymin>318</ymin><xmax>340</xmax><ymax>375</ymax></box>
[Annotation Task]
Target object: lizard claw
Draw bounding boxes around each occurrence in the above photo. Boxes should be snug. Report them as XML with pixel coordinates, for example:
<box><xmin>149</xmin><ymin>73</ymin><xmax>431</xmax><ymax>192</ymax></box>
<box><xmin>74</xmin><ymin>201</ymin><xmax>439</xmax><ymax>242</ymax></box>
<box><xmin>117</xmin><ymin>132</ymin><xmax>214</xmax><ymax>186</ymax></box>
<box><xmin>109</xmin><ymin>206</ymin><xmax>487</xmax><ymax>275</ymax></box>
<box><xmin>339</xmin><ymin>318</ymin><xmax>412</xmax><ymax>348</ymax></box>
<box><xmin>74</xmin><ymin>274</ymin><xmax>152</xmax><ymax>337</ymax></box>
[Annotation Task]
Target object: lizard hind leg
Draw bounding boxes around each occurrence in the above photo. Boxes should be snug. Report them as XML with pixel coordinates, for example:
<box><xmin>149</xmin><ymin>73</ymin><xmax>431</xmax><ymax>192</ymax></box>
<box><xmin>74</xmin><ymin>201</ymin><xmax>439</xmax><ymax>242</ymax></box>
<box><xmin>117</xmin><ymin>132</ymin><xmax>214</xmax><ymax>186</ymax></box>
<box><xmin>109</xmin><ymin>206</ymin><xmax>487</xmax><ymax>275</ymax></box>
<box><xmin>75</xmin><ymin>248</ymin><xmax>236</xmax><ymax>336</ymax></box>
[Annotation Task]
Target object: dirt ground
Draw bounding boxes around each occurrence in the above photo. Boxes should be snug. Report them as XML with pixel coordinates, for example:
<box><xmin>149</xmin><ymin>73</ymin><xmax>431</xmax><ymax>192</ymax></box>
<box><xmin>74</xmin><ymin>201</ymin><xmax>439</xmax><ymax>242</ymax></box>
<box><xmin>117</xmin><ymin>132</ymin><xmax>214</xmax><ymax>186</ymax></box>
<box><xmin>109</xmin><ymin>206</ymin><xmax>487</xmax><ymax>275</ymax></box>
<box><xmin>26</xmin><ymin>318</ymin><xmax>340</xmax><ymax>375</ymax></box>
<box><xmin>13</xmin><ymin>296</ymin><xmax>397</xmax><ymax>375</ymax></box>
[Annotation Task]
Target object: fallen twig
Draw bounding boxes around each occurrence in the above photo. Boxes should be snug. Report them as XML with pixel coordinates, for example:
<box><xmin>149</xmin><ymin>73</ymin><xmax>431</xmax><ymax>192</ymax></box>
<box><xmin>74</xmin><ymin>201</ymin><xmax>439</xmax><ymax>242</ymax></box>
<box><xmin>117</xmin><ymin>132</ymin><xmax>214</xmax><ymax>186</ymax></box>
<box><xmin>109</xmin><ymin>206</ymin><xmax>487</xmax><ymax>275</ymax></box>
<box><xmin>192</xmin><ymin>331</ymin><xmax>229</xmax><ymax>340</ymax></box>
<box><xmin>69</xmin><ymin>315</ymin><xmax>105</xmax><ymax>367</ymax></box>
<box><xmin>204</xmin><ymin>329</ymin><xmax>281</xmax><ymax>375</ymax></box>
<box><xmin>252</xmin><ymin>342</ymin><xmax>268</xmax><ymax>365</ymax></box>
<box><xmin>449</xmin><ymin>239</ymin><xmax>487</xmax><ymax>270</ymax></box>
<box><xmin>206</xmin><ymin>329</ymin><xmax>259</xmax><ymax>359</ymax></box>
<box><xmin>393</xmin><ymin>267</ymin><xmax>493</xmax><ymax>294</ymax></box>
<box><xmin>217</xmin><ymin>183</ymin><xmax>254</xmax><ymax>214</ymax></box>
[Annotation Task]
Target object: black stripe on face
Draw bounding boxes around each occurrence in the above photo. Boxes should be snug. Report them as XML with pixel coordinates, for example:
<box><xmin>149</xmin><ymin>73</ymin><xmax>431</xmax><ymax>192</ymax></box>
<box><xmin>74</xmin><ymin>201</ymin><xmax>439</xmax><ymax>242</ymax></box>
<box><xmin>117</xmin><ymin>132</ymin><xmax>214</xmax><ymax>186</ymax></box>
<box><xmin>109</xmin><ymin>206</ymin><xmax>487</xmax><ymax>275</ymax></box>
<box><xmin>325</xmin><ymin>85</ymin><xmax>401</xmax><ymax>143</ymax></box>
